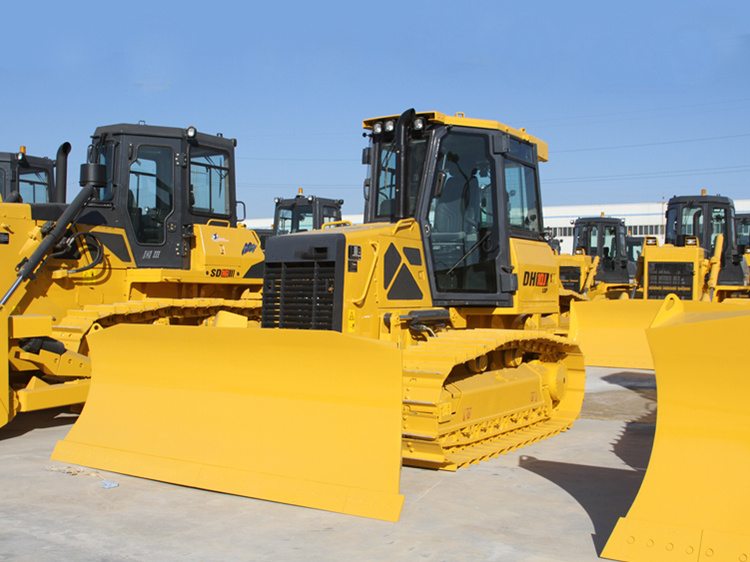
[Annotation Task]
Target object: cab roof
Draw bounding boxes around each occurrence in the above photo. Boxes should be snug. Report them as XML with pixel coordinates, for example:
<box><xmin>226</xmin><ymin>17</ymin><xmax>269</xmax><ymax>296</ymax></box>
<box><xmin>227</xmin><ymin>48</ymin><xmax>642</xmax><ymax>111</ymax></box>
<box><xmin>90</xmin><ymin>123</ymin><xmax>237</xmax><ymax>148</ymax></box>
<box><xmin>363</xmin><ymin>111</ymin><xmax>548</xmax><ymax>162</ymax></box>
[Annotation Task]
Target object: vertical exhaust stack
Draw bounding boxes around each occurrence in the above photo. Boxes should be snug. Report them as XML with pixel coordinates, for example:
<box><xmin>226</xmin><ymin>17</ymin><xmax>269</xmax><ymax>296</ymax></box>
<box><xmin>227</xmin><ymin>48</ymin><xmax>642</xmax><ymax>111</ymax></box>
<box><xmin>54</xmin><ymin>142</ymin><xmax>72</xmax><ymax>204</ymax></box>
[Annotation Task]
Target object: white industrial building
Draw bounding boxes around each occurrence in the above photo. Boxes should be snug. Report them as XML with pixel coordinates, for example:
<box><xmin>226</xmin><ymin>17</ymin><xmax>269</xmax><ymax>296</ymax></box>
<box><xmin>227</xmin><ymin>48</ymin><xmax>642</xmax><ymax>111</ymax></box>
<box><xmin>245</xmin><ymin>199</ymin><xmax>750</xmax><ymax>256</ymax></box>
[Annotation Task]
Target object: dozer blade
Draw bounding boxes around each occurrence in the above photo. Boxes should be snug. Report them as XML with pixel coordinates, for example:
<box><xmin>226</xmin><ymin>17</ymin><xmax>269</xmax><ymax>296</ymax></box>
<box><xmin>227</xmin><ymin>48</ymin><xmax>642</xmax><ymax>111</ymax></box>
<box><xmin>52</xmin><ymin>324</ymin><xmax>405</xmax><ymax>522</ymax></box>
<box><xmin>569</xmin><ymin>299</ymin><xmax>663</xmax><ymax>369</ymax></box>
<box><xmin>602</xmin><ymin>296</ymin><xmax>750</xmax><ymax>561</ymax></box>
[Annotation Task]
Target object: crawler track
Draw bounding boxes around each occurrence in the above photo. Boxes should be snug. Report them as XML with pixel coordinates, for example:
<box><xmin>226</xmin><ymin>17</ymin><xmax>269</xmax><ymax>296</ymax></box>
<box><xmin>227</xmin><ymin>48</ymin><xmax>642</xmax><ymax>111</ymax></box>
<box><xmin>401</xmin><ymin>329</ymin><xmax>586</xmax><ymax>470</ymax></box>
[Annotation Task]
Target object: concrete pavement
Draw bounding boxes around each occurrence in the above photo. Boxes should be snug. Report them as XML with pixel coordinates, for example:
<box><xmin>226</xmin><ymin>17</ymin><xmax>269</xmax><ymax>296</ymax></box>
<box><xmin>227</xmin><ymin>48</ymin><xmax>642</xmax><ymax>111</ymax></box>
<box><xmin>0</xmin><ymin>367</ymin><xmax>656</xmax><ymax>561</ymax></box>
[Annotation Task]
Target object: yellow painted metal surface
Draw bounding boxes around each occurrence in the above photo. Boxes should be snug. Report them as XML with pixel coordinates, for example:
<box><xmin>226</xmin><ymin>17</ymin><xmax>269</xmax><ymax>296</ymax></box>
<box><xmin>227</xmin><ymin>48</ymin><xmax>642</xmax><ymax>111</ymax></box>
<box><xmin>16</xmin><ymin>377</ymin><xmax>89</xmax><ymax>411</ymax></box>
<box><xmin>52</xmin><ymin>324</ymin><xmax>404</xmax><ymax>522</ymax></box>
<box><xmin>602</xmin><ymin>297</ymin><xmax>750</xmax><ymax>561</ymax></box>
<box><xmin>570</xmin><ymin>297</ymin><xmax>750</xmax><ymax>370</ymax></box>
<box><xmin>569</xmin><ymin>299</ymin><xmax>662</xmax><ymax>369</ymax></box>
<box><xmin>8</xmin><ymin>315</ymin><xmax>53</xmax><ymax>338</ymax></box>
<box><xmin>400</xmin><ymin>329</ymin><xmax>585</xmax><ymax>470</ymax></box>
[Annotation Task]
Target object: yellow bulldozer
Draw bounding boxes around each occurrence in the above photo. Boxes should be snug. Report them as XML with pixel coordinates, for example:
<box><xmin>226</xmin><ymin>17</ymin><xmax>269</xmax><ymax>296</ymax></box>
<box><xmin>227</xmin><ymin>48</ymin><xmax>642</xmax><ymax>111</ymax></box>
<box><xmin>570</xmin><ymin>192</ymin><xmax>750</xmax><ymax>369</ymax></box>
<box><xmin>0</xmin><ymin>123</ymin><xmax>265</xmax><ymax>428</ymax></box>
<box><xmin>555</xmin><ymin>215</ymin><xmax>634</xmax><ymax>313</ymax></box>
<box><xmin>52</xmin><ymin>110</ymin><xmax>586</xmax><ymax>522</ymax></box>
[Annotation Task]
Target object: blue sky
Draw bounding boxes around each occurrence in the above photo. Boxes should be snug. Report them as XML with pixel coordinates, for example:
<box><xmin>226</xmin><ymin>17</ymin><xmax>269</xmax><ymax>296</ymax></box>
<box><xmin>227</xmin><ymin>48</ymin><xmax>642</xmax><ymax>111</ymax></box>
<box><xmin>2</xmin><ymin>1</ymin><xmax>748</xmax><ymax>219</ymax></box>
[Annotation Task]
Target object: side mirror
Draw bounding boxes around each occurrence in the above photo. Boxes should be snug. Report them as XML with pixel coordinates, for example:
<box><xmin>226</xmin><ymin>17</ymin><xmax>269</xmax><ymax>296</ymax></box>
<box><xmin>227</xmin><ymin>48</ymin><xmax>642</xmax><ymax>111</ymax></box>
<box><xmin>236</xmin><ymin>200</ymin><xmax>247</xmax><ymax>221</ymax></box>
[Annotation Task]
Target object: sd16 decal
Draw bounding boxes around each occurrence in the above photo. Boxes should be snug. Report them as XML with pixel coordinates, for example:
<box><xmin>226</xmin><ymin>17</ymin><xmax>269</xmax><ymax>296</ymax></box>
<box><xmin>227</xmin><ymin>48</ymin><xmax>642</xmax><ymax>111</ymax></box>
<box><xmin>208</xmin><ymin>269</ymin><xmax>238</xmax><ymax>278</ymax></box>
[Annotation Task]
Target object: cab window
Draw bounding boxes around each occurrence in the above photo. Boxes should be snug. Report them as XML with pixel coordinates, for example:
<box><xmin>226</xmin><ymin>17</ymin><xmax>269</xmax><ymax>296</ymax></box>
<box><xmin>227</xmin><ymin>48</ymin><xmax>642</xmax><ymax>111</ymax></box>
<box><xmin>373</xmin><ymin>136</ymin><xmax>427</xmax><ymax>220</ymax></box>
<box><xmin>127</xmin><ymin>145</ymin><xmax>174</xmax><ymax>245</ymax></box>
<box><xmin>710</xmin><ymin>206</ymin><xmax>728</xmax><ymax>253</ymax></box>
<box><xmin>276</xmin><ymin>204</ymin><xmax>313</xmax><ymax>235</ymax></box>
<box><xmin>504</xmin><ymin>160</ymin><xmax>541</xmax><ymax>235</ymax></box>
<box><xmin>19</xmin><ymin>169</ymin><xmax>49</xmax><ymax>203</ymax></box>
<box><xmin>190</xmin><ymin>148</ymin><xmax>230</xmax><ymax>216</ymax></box>
<box><xmin>323</xmin><ymin>205</ymin><xmax>340</xmax><ymax>225</ymax></box>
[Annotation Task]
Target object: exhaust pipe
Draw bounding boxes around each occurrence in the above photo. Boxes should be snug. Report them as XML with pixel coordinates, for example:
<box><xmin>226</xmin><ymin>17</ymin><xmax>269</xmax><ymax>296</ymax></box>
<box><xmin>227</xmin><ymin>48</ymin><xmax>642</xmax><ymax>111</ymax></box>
<box><xmin>54</xmin><ymin>142</ymin><xmax>72</xmax><ymax>204</ymax></box>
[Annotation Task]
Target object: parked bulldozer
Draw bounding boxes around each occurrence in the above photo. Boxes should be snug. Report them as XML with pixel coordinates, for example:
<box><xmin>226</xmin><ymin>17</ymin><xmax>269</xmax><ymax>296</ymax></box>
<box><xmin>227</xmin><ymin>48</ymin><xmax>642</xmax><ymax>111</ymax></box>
<box><xmin>556</xmin><ymin>215</ymin><xmax>632</xmax><ymax>312</ymax></box>
<box><xmin>602</xmin><ymin>295</ymin><xmax>750</xmax><ymax>561</ymax></box>
<box><xmin>52</xmin><ymin>110</ymin><xmax>586</xmax><ymax>522</ymax></box>
<box><xmin>570</xmin><ymin>215</ymin><xmax>632</xmax><ymax>298</ymax></box>
<box><xmin>0</xmin><ymin>142</ymin><xmax>71</xmax><ymax>203</ymax></box>
<box><xmin>253</xmin><ymin>189</ymin><xmax>347</xmax><ymax>248</ymax></box>
<box><xmin>570</xmin><ymin>192</ymin><xmax>750</xmax><ymax>369</ymax></box>
<box><xmin>0</xmin><ymin>123</ymin><xmax>264</xmax><ymax>429</ymax></box>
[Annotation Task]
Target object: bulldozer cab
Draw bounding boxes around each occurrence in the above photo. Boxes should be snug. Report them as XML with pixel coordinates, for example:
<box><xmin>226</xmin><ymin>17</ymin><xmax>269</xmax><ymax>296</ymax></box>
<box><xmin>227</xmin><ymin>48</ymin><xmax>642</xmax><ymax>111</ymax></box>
<box><xmin>82</xmin><ymin>124</ymin><xmax>239</xmax><ymax>269</ymax></box>
<box><xmin>362</xmin><ymin>110</ymin><xmax>547</xmax><ymax>307</ymax></box>
<box><xmin>272</xmin><ymin>191</ymin><xmax>344</xmax><ymax>235</ymax></box>
<box><xmin>664</xmin><ymin>194</ymin><xmax>744</xmax><ymax>285</ymax></box>
<box><xmin>572</xmin><ymin>216</ymin><xmax>629</xmax><ymax>285</ymax></box>
<box><xmin>0</xmin><ymin>143</ymin><xmax>70</xmax><ymax>204</ymax></box>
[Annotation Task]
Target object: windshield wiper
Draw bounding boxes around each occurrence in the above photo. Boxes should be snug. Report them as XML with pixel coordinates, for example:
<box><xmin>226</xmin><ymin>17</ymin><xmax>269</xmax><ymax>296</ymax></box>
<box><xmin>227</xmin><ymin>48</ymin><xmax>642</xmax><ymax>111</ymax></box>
<box><xmin>446</xmin><ymin>230</ymin><xmax>492</xmax><ymax>276</ymax></box>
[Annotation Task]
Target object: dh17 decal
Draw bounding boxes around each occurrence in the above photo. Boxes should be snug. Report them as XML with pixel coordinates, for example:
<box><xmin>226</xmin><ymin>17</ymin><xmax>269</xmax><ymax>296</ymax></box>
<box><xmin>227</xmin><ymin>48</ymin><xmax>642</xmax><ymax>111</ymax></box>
<box><xmin>522</xmin><ymin>271</ymin><xmax>550</xmax><ymax>287</ymax></box>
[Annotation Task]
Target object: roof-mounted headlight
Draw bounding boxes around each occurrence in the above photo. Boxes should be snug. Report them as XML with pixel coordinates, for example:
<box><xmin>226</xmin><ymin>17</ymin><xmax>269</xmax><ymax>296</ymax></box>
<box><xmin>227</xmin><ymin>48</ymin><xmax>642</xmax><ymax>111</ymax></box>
<box><xmin>307</xmin><ymin>195</ymin><xmax>314</xmax><ymax>202</ymax></box>
<box><xmin>413</xmin><ymin>117</ymin><xmax>425</xmax><ymax>131</ymax></box>
<box><xmin>384</xmin><ymin>120</ymin><xmax>395</xmax><ymax>133</ymax></box>
<box><xmin>372</xmin><ymin>122</ymin><xmax>383</xmax><ymax>135</ymax></box>
<box><xmin>186</xmin><ymin>126</ymin><xmax>198</xmax><ymax>139</ymax></box>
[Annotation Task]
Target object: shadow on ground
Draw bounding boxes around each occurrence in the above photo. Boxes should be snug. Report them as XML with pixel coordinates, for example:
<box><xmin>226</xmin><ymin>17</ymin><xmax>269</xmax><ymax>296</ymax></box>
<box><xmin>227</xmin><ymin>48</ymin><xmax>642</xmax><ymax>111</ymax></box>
<box><xmin>519</xmin><ymin>421</ymin><xmax>655</xmax><ymax>554</ymax></box>
<box><xmin>602</xmin><ymin>371</ymin><xmax>656</xmax><ymax>392</ymax></box>
<box><xmin>0</xmin><ymin>407</ymin><xmax>78</xmax><ymax>441</ymax></box>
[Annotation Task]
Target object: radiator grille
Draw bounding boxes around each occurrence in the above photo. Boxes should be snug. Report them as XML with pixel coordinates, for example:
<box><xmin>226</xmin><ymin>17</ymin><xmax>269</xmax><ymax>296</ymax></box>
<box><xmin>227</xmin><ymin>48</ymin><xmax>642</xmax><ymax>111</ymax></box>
<box><xmin>559</xmin><ymin>266</ymin><xmax>582</xmax><ymax>292</ymax></box>
<box><xmin>261</xmin><ymin>261</ymin><xmax>337</xmax><ymax>329</ymax></box>
<box><xmin>647</xmin><ymin>261</ymin><xmax>694</xmax><ymax>300</ymax></box>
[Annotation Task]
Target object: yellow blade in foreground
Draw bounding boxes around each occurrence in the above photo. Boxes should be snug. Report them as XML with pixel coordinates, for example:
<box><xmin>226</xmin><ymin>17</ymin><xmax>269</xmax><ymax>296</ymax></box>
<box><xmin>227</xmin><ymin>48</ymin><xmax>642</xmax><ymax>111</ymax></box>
<box><xmin>569</xmin><ymin>299</ymin><xmax>662</xmax><ymax>370</ymax></box>
<box><xmin>602</xmin><ymin>297</ymin><xmax>750</xmax><ymax>561</ymax></box>
<box><xmin>52</xmin><ymin>324</ymin><xmax>405</xmax><ymax>522</ymax></box>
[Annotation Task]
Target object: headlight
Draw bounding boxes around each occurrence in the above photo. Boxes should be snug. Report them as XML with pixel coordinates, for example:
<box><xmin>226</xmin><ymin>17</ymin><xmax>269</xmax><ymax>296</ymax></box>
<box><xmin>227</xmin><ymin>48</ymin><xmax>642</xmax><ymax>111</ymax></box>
<box><xmin>372</xmin><ymin>122</ymin><xmax>383</xmax><ymax>135</ymax></box>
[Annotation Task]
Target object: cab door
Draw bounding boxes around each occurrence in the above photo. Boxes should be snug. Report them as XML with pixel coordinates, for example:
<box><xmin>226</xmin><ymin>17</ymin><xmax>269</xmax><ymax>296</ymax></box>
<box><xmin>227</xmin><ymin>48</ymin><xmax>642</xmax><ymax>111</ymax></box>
<box><xmin>120</xmin><ymin>136</ymin><xmax>186</xmax><ymax>269</ymax></box>
<box><xmin>421</xmin><ymin>129</ymin><xmax>514</xmax><ymax>307</ymax></box>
